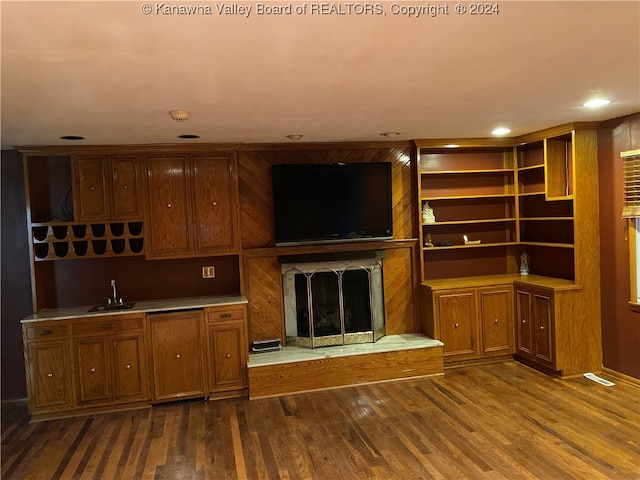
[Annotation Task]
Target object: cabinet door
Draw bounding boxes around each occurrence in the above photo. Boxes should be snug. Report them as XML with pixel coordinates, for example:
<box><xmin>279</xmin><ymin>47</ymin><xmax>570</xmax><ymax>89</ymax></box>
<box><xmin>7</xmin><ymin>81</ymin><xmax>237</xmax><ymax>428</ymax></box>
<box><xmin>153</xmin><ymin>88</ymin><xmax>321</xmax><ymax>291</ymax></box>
<box><xmin>113</xmin><ymin>334</ymin><xmax>148</xmax><ymax>402</ymax></box>
<box><xmin>150</xmin><ymin>312</ymin><xmax>205</xmax><ymax>401</ymax></box>
<box><xmin>515</xmin><ymin>290</ymin><xmax>534</xmax><ymax>359</ymax></box>
<box><xmin>479</xmin><ymin>287</ymin><xmax>513</xmax><ymax>355</ymax></box>
<box><xmin>110</xmin><ymin>156</ymin><xmax>143</xmax><ymax>220</ymax></box>
<box><xmin>435</xmin><ymin>290</ymin><xmax>477</xmax><ymax>357</ymax></box>
<box><xmin>208</xmin><ymin>321</ymin><xmax>247</xmax><ymax>392</ymax></box>
<box><xmin>145</xmin><ymin>156</ymin><xmax>193</xmax><ymax>258</ymax></box>
<box><xmin>533</xmin><ymin>292</ymin><xmax>554</xmax><ymax>367</ymax></box>
<box><xmin>73</xmin><ymin>156</ymin><xmax>109</xmax><ymax>221</ymax></box>
<box><xmin>26</xmin><ymin>341</ymin><xmax>73</xmax><ymax>412</ymax></box>
<box><xmin>192</xmin><ymin>155</ymin><xmax>238</xmax><ymax>253</ymax></box>
<box><xmin>74</xmin><ymin>337</ymin><xmax>111</xmax><ymax>404</ymax></box>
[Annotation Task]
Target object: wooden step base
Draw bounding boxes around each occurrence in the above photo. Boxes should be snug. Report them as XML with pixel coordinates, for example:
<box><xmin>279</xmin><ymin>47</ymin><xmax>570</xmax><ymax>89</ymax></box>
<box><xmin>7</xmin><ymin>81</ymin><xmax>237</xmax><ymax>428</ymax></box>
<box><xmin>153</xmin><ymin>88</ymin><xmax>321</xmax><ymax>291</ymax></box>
<box><xmin>247</xmin><ymin>334</ymin><xmax>444</xmax><ymax>399</ymax></box>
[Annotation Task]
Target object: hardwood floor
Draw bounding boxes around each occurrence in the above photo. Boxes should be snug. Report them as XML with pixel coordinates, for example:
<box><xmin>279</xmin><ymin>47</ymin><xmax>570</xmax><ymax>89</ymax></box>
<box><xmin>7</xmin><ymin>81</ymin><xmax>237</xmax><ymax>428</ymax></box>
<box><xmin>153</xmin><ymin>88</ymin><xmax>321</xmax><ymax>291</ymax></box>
<box><xmin>2</xmin><ymin>361</ymin><xmax>639</xmax><ymax>479</ymax></box>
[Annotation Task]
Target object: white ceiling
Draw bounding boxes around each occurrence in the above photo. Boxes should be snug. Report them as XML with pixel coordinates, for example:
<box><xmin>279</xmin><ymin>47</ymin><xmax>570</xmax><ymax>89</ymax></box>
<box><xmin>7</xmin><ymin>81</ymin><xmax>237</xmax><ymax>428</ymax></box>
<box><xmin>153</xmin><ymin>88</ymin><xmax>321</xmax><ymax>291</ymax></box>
<box><xmin>2</xmin><ymin>1</ymin><xmax>639</xmax><ymax>147</ymax></box>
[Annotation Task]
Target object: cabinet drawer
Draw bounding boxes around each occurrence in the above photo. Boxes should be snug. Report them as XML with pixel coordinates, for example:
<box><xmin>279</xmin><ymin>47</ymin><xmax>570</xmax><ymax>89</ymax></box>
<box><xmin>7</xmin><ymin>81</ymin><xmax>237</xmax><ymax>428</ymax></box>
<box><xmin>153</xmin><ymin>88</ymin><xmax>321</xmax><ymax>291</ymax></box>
<box><xmin>72</xmin><ymin>315</ymin><xmax>144</xmax><ymax>336</ymax></box>
<box><xmin>206</xmin><ymin>306</ymin><xmax>245</xmax><ymax>323</ymax></box>
<box><xmin>25</xmin><ymin>324</ymin><xmax>70</xmax><ymax>340</ymax></box>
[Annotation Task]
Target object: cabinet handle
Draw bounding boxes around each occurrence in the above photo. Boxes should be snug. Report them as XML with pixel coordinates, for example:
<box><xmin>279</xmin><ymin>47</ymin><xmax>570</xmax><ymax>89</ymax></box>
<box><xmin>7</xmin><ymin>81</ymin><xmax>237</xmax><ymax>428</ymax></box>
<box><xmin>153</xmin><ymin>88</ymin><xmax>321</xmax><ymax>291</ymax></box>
<box><xmin>167</xmin><ymin>203</ymin><xmax>172</xmax><ymax>208</ymax></box>
<box><xmin>212</xmin><ymin>202</ymin><xmax>217</xmax><ymax>206</ymax></box>
<box><xmin>90</xmin><ymin>186</ymin><xmax>95</xmax><ymax>191</ymax></box>
<box><xmin>454</xmin><ymin>322</ymin><xmax>459</xmax><ymax>328</ymax></box>
<box><xmin>125</xmin><ymin>364</ymin><xmax>131</xmax><ymax>369</ymax></box>
<box><xmin>225</xmin><ymin>353</ymin><xmax>231</xmax><ymax>358</ymax></box>
<box><xmin>123</xmin><ymin>185</ymin><xmax>128</xmax><ymax>190</ymax></box>
<box><xmin>176</xmin><ymin>354</ymin><xmax>181</xmax><ymax>359</ymax></box>
<box><xmin>220</xmin><ymin>313</ymin><xmax>232</xmax><ymax>319</ymax></box>
<box><xmin>90</xmin><ymin>368</ymin><xmax>96</xmax><ymax>373</ymax></box>
<box><xmin>494</xmin><ymin>319</ymin><xmax>499</xmax><ymax>324</ymax></box>
<box><xmin>101</xmin><ymin>324</ymin><xmax>114</xmax><ymax>330</ymax></box>
<box><xmin>47</xmin><ymin>373</ymin><xmax>53</xmax><ymax>378</ymax></box>
<box><xmin>40</xmin><ymin>329</ymin><xmax>53</xmax><ymax>336</ymax></box>
<box><xmin>522</xmin><ymin>320</ymin><xmax>527</xmax><ymax>324</ymax></box>
<box><xmin>540</xmin><ymin>326</ymin><xmax>545</xmax><ymax>330</ymax></box>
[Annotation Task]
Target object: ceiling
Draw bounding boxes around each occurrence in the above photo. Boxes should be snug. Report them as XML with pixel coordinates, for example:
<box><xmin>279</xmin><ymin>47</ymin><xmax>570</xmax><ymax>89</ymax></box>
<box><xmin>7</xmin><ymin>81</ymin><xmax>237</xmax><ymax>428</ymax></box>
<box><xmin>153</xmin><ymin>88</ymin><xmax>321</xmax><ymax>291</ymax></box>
<box><xmin>2</xmin><ymin>1</ymin><xmax>639</xmax><ymax>148</ymax></box>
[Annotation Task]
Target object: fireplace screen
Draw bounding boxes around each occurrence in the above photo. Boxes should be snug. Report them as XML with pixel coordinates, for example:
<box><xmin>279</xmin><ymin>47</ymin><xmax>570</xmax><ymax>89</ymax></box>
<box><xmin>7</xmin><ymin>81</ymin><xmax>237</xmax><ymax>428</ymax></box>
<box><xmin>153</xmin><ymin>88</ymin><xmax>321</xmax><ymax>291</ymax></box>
<box><xmin>282</xmin><ymin>258</ymin><xmax>385</xmax><ymax>348</ymax></box>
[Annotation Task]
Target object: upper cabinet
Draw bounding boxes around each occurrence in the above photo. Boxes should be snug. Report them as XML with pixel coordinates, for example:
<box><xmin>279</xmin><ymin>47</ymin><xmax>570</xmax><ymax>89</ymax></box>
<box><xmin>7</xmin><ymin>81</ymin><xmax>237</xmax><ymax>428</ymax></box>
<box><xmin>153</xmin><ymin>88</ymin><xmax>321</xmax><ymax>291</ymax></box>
<box><xmin>144</xmin><ymin>153</ymin><xmax>239</xmax><ymax>259</ymax></box>
<box><xmin>73</xmin><ymin>155</ymin><xmax>143</xmax><ymax>222</ymax></box>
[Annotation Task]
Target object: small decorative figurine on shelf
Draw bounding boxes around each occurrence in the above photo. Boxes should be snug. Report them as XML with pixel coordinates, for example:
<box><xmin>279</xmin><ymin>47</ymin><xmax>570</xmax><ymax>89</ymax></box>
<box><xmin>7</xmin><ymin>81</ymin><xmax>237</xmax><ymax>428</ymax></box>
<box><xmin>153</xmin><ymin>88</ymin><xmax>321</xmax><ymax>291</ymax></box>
<box><xmin>520</xmin><ymin>251</ymin><xmax>530</xmax><ymax>275</ymax></box>
<box><xmin>424</xmin><ymin>233</ymin><xmax>433</xmax><ymax>248</ymax></box>
<box><xmin>422</xmin><ymin>202</ymin><xmax>436</xmax><ymax>224</ymax></box>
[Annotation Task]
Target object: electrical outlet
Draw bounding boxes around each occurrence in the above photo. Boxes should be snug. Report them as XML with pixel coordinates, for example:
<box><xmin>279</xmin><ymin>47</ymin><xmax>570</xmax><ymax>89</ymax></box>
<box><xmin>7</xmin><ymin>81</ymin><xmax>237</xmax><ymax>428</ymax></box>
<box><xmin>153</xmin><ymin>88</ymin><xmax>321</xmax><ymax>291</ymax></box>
<box><xmin>202</xmin><ymin>266</ymin><xmax>215</xmax><ymax>279</ymax></box>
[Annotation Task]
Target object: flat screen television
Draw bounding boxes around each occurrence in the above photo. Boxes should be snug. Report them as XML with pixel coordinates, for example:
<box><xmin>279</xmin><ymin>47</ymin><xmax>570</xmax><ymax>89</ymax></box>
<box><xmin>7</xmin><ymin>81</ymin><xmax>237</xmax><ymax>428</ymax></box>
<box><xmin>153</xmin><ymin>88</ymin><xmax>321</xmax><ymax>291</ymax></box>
<box><xmin>272</xmin><ymin>162</ymin><xmax>393</xmax><ymax>246</ymax></box>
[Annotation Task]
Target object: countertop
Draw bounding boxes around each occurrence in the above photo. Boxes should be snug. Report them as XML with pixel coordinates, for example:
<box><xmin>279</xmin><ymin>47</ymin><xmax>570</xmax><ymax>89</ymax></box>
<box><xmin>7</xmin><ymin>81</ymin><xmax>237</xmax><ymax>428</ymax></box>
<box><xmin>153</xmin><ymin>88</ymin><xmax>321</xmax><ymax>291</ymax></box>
<box><xmin>21</xmin><ymin>295</ymin><xmax>248</xmax><ymax>323</ymax></box>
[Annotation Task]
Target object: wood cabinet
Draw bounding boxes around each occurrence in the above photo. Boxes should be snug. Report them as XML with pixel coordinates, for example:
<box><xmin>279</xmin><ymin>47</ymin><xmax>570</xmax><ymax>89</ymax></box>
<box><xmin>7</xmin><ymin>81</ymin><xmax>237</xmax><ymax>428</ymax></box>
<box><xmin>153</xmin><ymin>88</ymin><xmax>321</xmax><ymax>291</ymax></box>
<box><xmin>72</xmin><ymin>314</ymin><xmax>148</xmax><ymax>406</ymax></box>
<box><xmin>73</xmin><ymin>155</ymin><xmax>143</xmax><ymax>222</ymax></box>
<box><xmin>428</xmin><ymin>284</ymin><xmax>513</xmax><ymax>362</ymax></box>
<box><xmin>23</xmin><ymin>322</ymin><xmax>73</xmax><ymax>416</ymax></box>
<box><xmin>144</xmin><ymin>153</ymin><xmax>239</xmax><ymax>259</ymax></box>
<box><xmin>515</xmin><ymin>286</ymin><xmax>555</xmax><ymax>370</ymax></box>
<box><xmin>148</xmin><ymin>310</ymin><xmax>207</xmax><ymax>402</ymax></box>
<box><xmin>206</xmin><ymin>305</ymin><xmax>248</xmax><ymax>396</ymax></box>
<box><xmin>434</xmin><ymin>289</ymin><xmax>477</xmax><ymax>358</ymax></box>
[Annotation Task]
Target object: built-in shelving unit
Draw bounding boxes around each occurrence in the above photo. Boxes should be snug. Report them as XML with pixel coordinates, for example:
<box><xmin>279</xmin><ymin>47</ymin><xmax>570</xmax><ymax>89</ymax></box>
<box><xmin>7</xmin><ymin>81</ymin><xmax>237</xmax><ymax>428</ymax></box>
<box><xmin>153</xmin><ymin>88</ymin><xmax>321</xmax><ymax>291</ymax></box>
<box><xmin>417</xmin><ymin>145</ymin><xmax>517</xmax><ymax>280</ymax></box>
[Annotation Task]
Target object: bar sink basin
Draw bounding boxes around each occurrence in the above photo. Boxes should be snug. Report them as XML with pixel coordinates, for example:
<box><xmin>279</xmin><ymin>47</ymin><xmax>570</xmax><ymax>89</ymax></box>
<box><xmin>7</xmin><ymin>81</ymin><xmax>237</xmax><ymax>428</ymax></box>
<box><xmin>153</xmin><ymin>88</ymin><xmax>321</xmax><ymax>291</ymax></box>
<box><xmin>88</xmin><ymin>303</ymin><xmax>136</xmax><ymax>313</ymax></box>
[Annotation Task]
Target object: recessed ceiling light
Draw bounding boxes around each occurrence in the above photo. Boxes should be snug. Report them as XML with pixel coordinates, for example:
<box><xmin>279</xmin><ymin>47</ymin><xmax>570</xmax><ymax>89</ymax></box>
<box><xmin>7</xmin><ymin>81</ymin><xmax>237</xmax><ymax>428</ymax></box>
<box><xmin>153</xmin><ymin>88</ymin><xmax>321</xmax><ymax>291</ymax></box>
<box><xmin>178</xmin><ymin>134</ymin><xmax>200</xmax><ymax>139</ymax></box>
<box><xmin>380</xmin><ymin>132</ymin><xmax>401</xmax><ymax>138</ymax></box>
<box><xmin>491</xmin><ymin>127</ymin><xmax>511</xmax><ymax>136</ymax></box>
<box><xmin>286</xmin><ymin>134</ymin><xmax>304</xmax><ymax>140</ymax></box>
<box><xmin>444</xmin><ymin>144</ymin><xmax>459</xmax><ymax>148</ymax></box>
<box><xmin>583</xmin><ymin>98</ymin><xmax>611</xmax><ymax>108</ymax></box>
<box><xmin>59</xmin><ymin>135</ymin><xmax>85</xmax><ymax>141</ymax></box>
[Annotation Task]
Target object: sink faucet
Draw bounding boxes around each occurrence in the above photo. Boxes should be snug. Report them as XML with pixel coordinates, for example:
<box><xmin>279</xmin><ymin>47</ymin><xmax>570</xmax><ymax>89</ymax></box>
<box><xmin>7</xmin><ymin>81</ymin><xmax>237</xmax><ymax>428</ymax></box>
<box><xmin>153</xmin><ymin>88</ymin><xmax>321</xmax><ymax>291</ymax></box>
<box><xmin>110</xmin><ymin>278</ymin><xmax>122</xmax><ymax>305</ymax></box>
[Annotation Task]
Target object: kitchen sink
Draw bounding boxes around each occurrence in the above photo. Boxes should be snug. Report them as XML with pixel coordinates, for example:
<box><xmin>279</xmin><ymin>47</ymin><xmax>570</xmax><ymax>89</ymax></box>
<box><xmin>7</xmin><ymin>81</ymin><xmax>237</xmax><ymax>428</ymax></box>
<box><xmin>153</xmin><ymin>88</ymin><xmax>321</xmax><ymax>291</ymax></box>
<box><xmin>88</xmin><ymin>303</ymin><xmax>136</xmax><ymax>313</ymax></box>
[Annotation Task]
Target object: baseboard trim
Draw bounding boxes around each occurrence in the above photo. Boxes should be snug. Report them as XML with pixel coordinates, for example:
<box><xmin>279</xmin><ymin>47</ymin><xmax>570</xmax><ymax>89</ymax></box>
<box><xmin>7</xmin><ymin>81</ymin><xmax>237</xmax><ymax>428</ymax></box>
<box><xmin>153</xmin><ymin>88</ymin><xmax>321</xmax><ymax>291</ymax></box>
<box><xmin>601</xmin><ymin>367</ymin><xmax>640</xmax><ymax>387</ymax></box>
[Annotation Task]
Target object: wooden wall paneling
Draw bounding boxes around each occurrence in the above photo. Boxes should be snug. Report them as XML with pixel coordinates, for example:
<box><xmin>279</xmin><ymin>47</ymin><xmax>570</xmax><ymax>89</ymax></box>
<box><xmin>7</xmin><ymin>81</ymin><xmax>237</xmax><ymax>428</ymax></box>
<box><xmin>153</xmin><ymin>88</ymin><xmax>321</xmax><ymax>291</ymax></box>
<box><xmin>238</xmin><ymin>146</ymin><xmax>415</xmax><ymax>249</ymax></box>
<box><xmin>245</xmin><ymin>256</ymin><xmax>284</xmax><ymax>344</ymax></box>
<box><xmin>571</xmin><ymin>129</ymin><xmax>603</xmax><ymax>374</ymax></box>
<box><xmin>383</xmin><ymin>246</ymin><xmax>416</xmax><ymax>335</ymax></box>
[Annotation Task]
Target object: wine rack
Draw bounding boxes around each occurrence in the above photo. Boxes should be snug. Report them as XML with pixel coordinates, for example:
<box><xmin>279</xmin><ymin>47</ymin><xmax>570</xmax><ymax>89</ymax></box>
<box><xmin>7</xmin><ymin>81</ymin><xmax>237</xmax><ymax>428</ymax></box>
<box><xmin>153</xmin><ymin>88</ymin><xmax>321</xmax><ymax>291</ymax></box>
<box><xmin>31</xmin><ymin>221</ymin><xmax>144</xmax><ymax>261</ymax></box>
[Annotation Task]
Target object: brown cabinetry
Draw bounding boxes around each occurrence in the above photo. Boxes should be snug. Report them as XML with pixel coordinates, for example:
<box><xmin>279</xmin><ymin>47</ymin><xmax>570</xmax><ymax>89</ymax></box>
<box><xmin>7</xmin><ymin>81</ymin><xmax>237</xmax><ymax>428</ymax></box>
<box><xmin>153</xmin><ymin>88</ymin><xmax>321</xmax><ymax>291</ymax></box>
<box><xmin>206</xmin><ymin>305</ymin><xmax>248</xmax><ymax>396</ymax></box>
<box><xmin>73</xmin><ymin>155</ymin><xmax>143</xmax><ymax>222</ymax></box>
<box><xmin>72</xmin><ymin>314</ymin><xmax>148</xmax><ymax>406</ymax></box>
<box><xmin>23</xmin><ymin>322</ymin><xmax>73</xmax><ymax>416</ymax></box>
<box><xmin>428</xmin><ymin>284</ymin><xmax>513</xmax><ymax>362</ymax></box>
<box><xmin>515</xmin><ymin>286</ymin><xmax>555</xmax><ymax>370</ymax></box>
<box><xmin>148</xmin><ymin>310</ymin><xmax>206</xmax><ymax>401</ymax></box>
<box><xmin>144</xmin><ymin>153</ymin><xmax>238</xmax><ymax>259</ymax></box>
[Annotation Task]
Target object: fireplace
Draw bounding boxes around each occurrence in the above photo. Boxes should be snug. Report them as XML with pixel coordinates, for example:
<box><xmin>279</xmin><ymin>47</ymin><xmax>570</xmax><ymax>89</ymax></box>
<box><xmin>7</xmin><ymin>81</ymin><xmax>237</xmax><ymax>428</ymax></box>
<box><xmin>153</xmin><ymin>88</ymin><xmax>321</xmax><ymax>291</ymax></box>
<box><xmin>281</xmin><ymin>257</ymin><xmax>385</xmax><ymax>348</ymax></box>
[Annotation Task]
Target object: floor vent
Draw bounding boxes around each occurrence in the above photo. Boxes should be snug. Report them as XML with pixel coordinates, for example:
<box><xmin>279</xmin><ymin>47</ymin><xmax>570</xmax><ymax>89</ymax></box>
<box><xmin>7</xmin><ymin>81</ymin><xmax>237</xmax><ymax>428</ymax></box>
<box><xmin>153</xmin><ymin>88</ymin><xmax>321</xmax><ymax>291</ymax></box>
<box><xmin>583</xmin><ymin>372</ymin><xmax>615</xmax><ymax>387</ymax></box>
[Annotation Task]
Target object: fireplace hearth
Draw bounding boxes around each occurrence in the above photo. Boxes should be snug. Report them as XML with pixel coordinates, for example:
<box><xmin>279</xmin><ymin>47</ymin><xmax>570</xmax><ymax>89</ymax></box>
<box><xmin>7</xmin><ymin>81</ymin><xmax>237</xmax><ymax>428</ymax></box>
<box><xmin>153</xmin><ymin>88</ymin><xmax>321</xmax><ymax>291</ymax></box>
<box><xmin>282</xmin><ymin>257</ymin><xmax>385</xmax><ymax>348</ymax></box>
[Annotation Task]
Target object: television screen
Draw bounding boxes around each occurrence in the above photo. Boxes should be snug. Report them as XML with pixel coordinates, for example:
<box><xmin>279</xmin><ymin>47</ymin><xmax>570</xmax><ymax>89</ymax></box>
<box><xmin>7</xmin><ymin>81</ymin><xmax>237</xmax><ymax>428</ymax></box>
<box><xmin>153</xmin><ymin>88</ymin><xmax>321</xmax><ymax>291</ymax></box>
<box><xmin>272</xmin><ymin>162</ymin><xmax>393</xmax><ymax>246</ymax></box>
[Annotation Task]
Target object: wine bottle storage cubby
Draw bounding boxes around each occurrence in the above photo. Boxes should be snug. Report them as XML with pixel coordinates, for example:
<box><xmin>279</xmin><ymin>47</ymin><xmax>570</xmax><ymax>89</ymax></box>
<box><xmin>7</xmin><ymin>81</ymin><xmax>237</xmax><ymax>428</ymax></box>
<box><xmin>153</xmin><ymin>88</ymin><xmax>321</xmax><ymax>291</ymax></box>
<box><xmin>31</xmin><ymin>221</ymin><xmax>144</xmax><ymax>261</ymax></box>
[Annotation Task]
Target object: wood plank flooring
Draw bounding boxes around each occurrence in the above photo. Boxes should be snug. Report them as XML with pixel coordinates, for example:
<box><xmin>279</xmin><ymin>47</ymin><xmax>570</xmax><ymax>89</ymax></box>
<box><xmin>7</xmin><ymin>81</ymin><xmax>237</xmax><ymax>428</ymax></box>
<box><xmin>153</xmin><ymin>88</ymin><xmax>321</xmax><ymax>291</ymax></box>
<box><xmin>2</xmin><ymin>361</ymin><xmax>639</xmax><ymax>479</ymax></box>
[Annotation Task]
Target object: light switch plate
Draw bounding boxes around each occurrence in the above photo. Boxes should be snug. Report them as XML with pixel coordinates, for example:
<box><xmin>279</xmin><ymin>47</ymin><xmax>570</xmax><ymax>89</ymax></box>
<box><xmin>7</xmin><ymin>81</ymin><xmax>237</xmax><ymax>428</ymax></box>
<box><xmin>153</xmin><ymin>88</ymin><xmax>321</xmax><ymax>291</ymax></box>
<box><xmin>202</xmin><ymin>266</ymin><xmax>215</xmax><ymax>278</ymax></box>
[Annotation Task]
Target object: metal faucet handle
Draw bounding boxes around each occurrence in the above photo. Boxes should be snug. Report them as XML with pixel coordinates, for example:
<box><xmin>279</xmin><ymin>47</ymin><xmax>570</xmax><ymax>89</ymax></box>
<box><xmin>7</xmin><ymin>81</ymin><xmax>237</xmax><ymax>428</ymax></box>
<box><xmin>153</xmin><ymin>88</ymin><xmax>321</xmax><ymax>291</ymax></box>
<box><xmin>103</xmin><ymin>297</ymin><xmax>113</xmax><ymax>305</ymax></box>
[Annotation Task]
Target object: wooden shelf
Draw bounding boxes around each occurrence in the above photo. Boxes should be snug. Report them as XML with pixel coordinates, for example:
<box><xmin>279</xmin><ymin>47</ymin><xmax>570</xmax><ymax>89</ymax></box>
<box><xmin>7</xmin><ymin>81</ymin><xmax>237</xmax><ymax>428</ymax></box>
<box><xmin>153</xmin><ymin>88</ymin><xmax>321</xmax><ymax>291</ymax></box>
<box><xmin>423</xmin><ymin>242</ymin><xmax>518</xmax><ymax>251</ymax></box>
<box><xmin>423</xmin><ymin>218</ymin><xmax>516</xmax><ymax>226</ymax></box>
<box><xmin>519</xmin><ymin>241</ymin><xmax>574</xmax><ymax>249</ymax></box>
<box><xmin>421</xmin><ymin>168</ymin><xmax>514</xmax><ymax>175</ymax></box>
<box><xmin>422</xmin><ymin>193</ymin><xmax>516</xmax><ymax>201</ymax></box>
<box><xmin>519</xmin><ymin>217</ymin><xmax>574</xmax><ymax>221</ymax></box>
<box><xmin>517</xmin><ymin>164</ymin><xmax>544</xmax><ymax>172</ymax></box>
